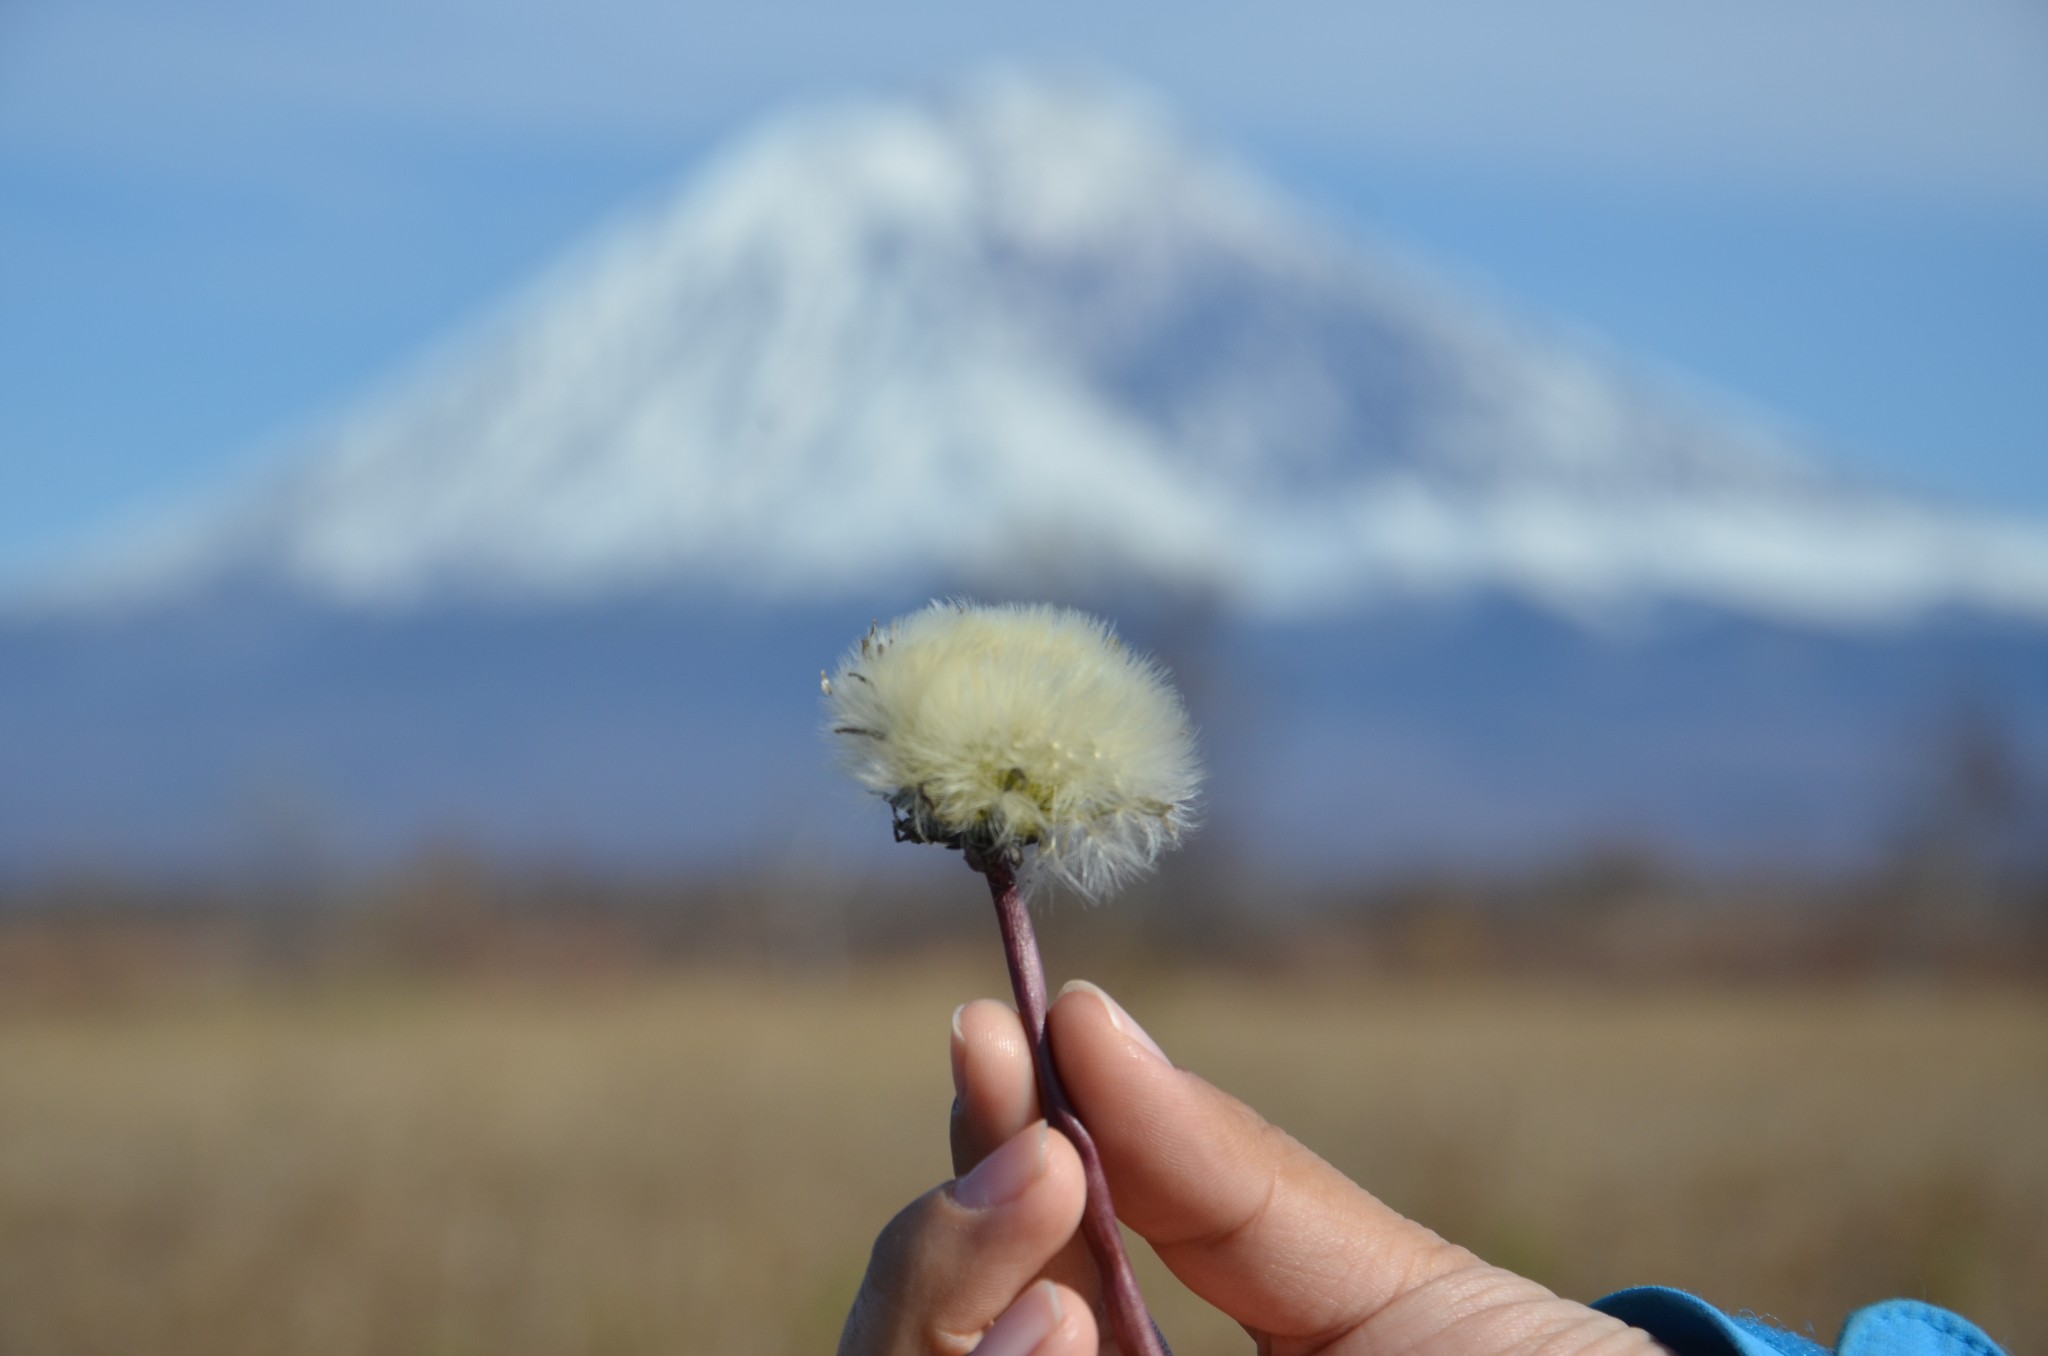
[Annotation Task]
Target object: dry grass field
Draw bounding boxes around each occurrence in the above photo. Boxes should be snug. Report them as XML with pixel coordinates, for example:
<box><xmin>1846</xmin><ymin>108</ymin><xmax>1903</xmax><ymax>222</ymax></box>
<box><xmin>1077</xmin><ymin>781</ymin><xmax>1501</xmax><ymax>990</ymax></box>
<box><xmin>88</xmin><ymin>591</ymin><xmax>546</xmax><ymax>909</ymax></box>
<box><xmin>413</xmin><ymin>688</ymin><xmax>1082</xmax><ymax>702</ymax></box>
<box><xmin>0</xmin><ymin>953</ymin><xmax>2042</xmax><ymax>1355</ymax></box>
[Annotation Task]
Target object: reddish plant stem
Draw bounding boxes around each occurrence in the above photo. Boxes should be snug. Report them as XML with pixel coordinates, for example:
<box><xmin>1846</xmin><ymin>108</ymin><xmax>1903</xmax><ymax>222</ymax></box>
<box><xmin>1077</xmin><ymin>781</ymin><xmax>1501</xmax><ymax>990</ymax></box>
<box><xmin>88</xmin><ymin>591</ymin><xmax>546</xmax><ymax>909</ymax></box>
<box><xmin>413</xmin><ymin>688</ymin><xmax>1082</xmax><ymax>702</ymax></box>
<box><xmin>974</xmin><ymin>853</ymin><xmax>1170</xmax><ymax>1356</ymax></box>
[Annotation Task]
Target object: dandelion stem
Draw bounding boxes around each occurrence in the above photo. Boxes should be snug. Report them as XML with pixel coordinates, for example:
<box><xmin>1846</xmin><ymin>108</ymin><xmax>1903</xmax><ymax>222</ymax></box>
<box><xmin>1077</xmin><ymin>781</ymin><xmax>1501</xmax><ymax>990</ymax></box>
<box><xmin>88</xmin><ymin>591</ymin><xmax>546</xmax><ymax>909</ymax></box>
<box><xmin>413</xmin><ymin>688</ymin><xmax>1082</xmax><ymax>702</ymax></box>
<box><xmin>974</xmin><ymin>852</ymin><xmax>1171</xmax><ymax>1356</ymax></box>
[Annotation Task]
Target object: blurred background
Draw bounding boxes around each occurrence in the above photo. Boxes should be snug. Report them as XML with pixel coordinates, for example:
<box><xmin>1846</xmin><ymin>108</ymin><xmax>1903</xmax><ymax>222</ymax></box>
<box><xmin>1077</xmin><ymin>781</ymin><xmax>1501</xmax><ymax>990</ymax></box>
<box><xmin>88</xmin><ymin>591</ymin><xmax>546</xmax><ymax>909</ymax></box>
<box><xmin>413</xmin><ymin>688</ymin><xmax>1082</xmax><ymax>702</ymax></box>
<box><xmin>2</xmin><ymin>3</ymin><xmax>2046</xmax><ymax>1353</ymax></box>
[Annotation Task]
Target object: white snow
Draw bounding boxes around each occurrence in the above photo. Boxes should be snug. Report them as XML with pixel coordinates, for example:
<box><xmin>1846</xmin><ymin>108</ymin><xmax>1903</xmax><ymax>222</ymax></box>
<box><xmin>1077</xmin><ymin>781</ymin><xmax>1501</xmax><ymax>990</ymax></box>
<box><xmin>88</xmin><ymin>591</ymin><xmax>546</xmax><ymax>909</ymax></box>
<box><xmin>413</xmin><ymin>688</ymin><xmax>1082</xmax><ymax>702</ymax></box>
<box><xmin>28</xmin><ymin>70</ymin><xmax>2048</xmax><ymax>628</ymax></box>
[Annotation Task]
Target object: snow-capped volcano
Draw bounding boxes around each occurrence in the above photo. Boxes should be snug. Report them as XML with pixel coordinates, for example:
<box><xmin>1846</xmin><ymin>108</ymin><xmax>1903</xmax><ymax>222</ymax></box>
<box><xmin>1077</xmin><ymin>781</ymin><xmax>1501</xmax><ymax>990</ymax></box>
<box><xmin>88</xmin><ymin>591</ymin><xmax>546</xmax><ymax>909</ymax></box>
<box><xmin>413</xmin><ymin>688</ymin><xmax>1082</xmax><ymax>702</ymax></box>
<box><xmin>7</xmin><ymin>72</ymin><xmax>2048</xmax><ymax>878</ymax></box>
<box><xmin>52</xmin><ymin>71</ymin><xmax>2048</xmax><ymax>626</ymax></box>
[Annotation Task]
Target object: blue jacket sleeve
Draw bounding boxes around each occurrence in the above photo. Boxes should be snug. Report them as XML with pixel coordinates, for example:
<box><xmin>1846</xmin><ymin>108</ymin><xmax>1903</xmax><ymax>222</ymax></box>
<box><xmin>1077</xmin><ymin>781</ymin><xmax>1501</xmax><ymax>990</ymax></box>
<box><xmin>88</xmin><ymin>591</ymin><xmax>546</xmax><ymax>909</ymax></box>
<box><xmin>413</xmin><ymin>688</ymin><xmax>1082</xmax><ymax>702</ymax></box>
<box><xmin>1592</xmin><ymin>1287</ymin><xmax>2007</xmax><ymax>1356</ymax></box>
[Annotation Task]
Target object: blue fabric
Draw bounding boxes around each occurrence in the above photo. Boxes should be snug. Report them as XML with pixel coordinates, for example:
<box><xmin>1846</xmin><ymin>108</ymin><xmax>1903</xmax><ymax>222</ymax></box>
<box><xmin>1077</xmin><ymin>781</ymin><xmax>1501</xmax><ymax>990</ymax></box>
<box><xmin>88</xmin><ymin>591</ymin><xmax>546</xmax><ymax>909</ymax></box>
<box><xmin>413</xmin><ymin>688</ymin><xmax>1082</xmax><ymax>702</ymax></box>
<box><xmin>1837</xmin><ymin>1300</ymin><xmax>2007</xmax><ymax>1356</ymax></box>
<box><xmin>1593</xmin><ymin>1287</ymin><xmax>2006</xmax><ymax>1356</ymax></box>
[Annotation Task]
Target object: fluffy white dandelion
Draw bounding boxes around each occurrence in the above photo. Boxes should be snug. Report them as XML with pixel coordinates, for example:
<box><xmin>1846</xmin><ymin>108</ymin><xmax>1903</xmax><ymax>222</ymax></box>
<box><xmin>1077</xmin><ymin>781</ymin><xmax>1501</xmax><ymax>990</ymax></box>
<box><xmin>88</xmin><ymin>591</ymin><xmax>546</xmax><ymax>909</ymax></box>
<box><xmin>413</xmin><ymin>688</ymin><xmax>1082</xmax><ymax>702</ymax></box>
<box><xmin>822</xmin><ymin>601</ymin><xmax>1195</xmax><ymax>1356</ymax></box>
<box><xmin>824</xmin><ymin>600</ymin><xmax>1201</xmax><ymax>900</ymax></box>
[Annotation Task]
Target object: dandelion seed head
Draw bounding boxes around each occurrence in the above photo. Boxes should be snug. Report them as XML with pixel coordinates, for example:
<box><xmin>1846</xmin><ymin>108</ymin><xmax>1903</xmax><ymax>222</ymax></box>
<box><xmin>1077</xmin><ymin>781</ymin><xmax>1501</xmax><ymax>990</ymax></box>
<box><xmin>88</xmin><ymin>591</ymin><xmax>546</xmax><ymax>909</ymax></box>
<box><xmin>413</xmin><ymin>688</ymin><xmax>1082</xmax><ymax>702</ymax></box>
<box><xmin>825</xmin><ymin>601</ymin><xmax>1202</xmax><ymax>900</ymax></box>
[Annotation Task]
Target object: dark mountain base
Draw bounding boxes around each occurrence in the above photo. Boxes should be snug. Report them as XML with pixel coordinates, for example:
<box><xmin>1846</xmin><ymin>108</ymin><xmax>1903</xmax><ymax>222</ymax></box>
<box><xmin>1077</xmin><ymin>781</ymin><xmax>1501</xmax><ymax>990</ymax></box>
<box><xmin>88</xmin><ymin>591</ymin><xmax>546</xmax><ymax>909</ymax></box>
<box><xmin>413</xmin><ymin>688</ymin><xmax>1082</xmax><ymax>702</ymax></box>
<box><xmin>3</xmin><ymin>593</ymin><xmax>2044</xmax><ymax>881</ymax></box>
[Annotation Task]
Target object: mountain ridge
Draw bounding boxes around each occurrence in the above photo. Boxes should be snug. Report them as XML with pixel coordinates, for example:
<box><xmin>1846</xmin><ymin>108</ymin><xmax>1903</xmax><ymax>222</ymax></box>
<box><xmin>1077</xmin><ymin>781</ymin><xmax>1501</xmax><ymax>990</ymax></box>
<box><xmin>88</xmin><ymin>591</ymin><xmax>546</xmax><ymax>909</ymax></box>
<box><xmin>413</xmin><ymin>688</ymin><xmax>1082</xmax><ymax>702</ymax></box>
<box><xmin>21</xmin><ymin>70</ymin><xmax>2048</xmax><ymax>627</ymax></box>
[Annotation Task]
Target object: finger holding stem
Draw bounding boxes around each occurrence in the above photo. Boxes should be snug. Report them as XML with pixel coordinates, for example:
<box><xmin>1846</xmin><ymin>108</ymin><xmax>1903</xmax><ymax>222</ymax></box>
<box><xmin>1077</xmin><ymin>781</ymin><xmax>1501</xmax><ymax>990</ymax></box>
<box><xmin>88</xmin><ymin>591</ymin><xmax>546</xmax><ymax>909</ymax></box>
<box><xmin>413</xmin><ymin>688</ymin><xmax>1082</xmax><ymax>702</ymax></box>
<box><xmin>972</xmin><ymin>847</ymin><xmax>1171</xmax><ymax>1356</ymax></box>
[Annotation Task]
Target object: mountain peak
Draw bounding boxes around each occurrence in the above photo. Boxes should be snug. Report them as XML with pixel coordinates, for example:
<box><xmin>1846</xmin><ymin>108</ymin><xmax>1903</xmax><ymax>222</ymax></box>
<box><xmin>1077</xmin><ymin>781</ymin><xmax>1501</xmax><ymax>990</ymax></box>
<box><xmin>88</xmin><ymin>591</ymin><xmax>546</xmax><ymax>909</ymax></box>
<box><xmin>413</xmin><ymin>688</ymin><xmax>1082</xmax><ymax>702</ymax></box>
<box><xmin>688</xmin><ymin>69</ymin><xmax>1276</xmax><ymax>256</ymax></box>
<box><xmin>25</xmin><ymin>70</ymin><xmax>2048</xmax><ymax>626</ymax></box>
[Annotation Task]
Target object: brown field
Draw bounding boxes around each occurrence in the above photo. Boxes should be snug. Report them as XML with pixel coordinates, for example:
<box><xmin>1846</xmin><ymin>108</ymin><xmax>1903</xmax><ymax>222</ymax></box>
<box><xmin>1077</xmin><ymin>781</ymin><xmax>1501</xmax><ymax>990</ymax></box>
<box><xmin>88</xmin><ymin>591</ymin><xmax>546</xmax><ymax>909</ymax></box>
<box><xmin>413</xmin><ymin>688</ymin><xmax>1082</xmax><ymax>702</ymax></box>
<box><xmin>0</xmin><ymin>954</ymin><xmax>2042</xmax><ymax>1356</ymax></box>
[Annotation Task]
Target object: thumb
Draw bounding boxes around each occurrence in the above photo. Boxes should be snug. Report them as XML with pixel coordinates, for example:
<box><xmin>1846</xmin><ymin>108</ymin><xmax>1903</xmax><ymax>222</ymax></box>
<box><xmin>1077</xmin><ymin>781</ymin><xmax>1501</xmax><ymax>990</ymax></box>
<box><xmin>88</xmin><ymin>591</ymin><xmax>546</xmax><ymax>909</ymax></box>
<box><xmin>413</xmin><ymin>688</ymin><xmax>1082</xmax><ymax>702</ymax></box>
<box><xmin>1047</xmin><ymin>982</ymin><xmax>1655</xmax><ymax>1356</ymax></box>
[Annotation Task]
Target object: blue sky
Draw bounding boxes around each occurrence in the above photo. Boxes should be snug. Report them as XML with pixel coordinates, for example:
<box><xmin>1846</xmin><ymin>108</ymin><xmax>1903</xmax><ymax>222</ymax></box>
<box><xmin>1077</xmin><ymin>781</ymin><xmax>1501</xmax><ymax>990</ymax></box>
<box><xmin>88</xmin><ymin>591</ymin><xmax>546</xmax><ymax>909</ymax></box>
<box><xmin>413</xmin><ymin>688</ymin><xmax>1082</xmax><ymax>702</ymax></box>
<box><xmin>3</xmin><ymin>0</ymin><xmax>2045</xmax><ymax>581</ymax></box>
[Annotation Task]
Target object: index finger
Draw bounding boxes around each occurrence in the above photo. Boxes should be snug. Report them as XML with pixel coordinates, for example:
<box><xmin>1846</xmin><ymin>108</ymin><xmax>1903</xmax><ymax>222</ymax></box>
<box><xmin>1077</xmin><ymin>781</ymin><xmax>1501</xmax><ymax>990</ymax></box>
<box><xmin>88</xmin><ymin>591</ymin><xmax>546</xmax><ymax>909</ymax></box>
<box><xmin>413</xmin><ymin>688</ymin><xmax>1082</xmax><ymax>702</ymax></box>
<box><xmin>1046</xmin><ymin>982</ymin><xmax>1476</xmax><ymax>1343</ymax></box>
<box><xmin>949</xmin><ymin>998</ymin><xmax>1042</xmax><ymax>1176</ymax></box>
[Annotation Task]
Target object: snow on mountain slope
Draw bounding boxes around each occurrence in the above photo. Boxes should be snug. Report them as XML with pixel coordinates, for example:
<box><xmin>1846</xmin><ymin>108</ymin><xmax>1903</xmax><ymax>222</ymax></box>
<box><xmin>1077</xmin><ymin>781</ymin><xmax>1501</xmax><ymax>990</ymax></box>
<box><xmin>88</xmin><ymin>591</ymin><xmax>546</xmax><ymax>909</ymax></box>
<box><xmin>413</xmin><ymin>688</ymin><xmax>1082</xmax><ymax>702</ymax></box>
<box><xmin>41</xmin><ymin>71</ymin><xmax>2048</xmax><ymax>625</ymax></box>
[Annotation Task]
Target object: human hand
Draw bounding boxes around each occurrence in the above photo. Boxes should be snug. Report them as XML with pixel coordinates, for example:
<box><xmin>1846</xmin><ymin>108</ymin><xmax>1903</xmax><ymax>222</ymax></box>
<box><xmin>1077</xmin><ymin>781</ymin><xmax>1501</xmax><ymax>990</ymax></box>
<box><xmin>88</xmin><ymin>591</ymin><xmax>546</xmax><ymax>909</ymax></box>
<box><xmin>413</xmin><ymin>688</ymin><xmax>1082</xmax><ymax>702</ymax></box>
<box><xmin>839</xmin><ymin>981</ymin><xmax>1665</xmax><ymax>1356</ymax></box>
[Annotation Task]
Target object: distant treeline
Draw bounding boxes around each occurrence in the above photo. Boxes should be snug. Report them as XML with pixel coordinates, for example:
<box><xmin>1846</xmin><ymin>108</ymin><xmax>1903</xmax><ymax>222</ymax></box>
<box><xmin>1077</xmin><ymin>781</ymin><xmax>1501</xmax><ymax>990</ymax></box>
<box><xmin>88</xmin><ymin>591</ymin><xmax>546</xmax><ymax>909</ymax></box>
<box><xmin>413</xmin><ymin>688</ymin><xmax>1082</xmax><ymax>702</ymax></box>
<box><xmin>1</xmin><ymin>841</ymin><xmax>2043</xmax><ymax>999</ymax></box>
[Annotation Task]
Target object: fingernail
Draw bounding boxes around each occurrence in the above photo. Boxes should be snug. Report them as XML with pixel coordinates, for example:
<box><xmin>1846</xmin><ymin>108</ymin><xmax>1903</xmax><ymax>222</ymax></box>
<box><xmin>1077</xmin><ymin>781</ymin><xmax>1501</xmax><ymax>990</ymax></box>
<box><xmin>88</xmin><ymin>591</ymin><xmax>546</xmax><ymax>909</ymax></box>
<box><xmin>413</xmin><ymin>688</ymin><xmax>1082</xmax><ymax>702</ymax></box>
<box><xmin>950</xmin><ymin>1004</ymin><xmax>969</xmax><ymax>1097</ymax></box>
<box><xmin>1059</xmin><ymin>979</ymin><xmax>1170</xmax><ymax>1065</ymax></box>
<box><xmin>972</xmin><ymin>1280</ymin><xmax>1062</xmax><ymax>1356</ymax></box>
<box><xmin>953</xmin><ymin>1122</ymin><xmax>1047</xmax><ymax>1210</ymax></box>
